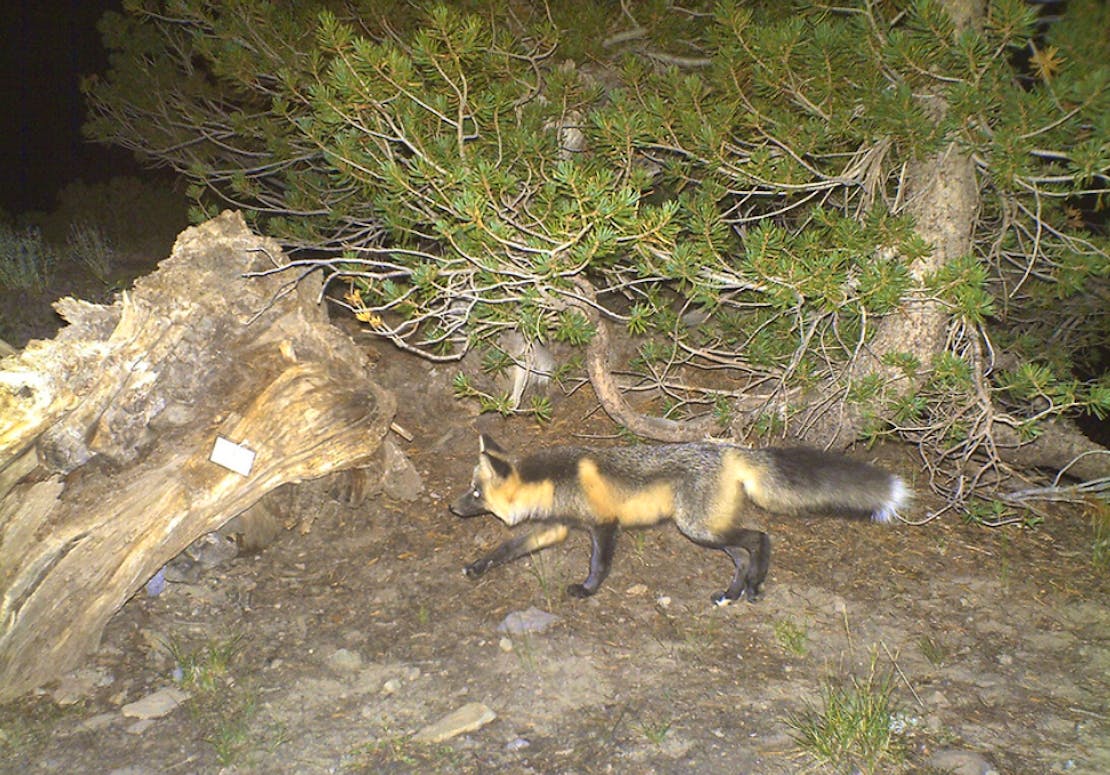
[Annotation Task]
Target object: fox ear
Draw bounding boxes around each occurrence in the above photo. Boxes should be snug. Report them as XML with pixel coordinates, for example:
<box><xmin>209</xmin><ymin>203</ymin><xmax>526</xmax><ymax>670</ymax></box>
<box><xmin>477</xmin><ymin>434</ymin><xmax>514</xmax><ymax>480</ymax></box>
<box><xmin>478</xmin><ymin>434</ymin><xmax>506</xmax><ymax>455</ymax></box>
<box><xmin>478</xmin><ymin>453</ymin><xmax>513</xmax><ymax>481</ymax></box>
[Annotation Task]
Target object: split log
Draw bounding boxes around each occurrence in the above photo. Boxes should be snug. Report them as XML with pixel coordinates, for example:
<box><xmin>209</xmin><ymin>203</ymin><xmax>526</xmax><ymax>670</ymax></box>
<box><xmin>0</xmin><ymin>211</ymin><xmax>394</xmax><ymax>701</ymax></box>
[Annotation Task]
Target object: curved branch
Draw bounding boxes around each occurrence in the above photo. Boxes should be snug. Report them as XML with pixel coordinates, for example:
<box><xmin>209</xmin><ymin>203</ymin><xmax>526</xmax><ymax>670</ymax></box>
<box><xmin>571</xmin><ymin>278</ymin><xmax>718</xmax><ymax>442</ymax></box>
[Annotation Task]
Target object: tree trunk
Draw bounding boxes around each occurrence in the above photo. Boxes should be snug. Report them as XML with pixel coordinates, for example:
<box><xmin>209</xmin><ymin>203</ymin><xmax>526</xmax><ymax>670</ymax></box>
<box><xmin>797</xmin><ymin>0</ymin><xmax>1108</xmax><ymax>485</ymax></box>
<box><xmin>795</xmin><ymin>142</ymin><xmax>977</xmax><ymax>448</ymax></box>
<box><xmin>798</xmin><ymin>0</ymin><xmax>983</xmax><ymax>448</ymax></box>
<box><xmin>0</xmin><ymin>211</ymin><xmax>395</xmax><ymax>701</ymax></box>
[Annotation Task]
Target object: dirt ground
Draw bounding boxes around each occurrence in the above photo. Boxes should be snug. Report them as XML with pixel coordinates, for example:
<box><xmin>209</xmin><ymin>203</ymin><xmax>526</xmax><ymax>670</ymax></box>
<box><xmin>2</xmin><ymin>300</ymin><xmax>1109</xmax><ymax>774</ymax></box>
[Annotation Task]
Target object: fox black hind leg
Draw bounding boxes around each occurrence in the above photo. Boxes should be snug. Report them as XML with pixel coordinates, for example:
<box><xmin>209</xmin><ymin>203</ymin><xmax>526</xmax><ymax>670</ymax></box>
<box><xmin>566</xmin><ymin>522</ymin><xmax>618</xmax><ymax>598</ymax></box>
<box><xmin>715</xmin><ymin>530</ymin><xmax>771</xmax><ymax>606</ymax></box>
<box><xmin>464</xmin><ymin>524</ymin><xmax>569</xmax><ymax>579</ymax></box>
<box><xmin>681</xmin><ymin>525</ymin><xmax>771</xmax><ymax>605</ymax></box>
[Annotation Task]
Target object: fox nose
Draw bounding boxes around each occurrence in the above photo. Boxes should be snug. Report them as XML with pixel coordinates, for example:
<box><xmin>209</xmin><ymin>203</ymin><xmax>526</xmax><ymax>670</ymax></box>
<box><xmin>450</xmin><ymin>493</ymin><xmax>487</xmax><ymax>518</ymax></box>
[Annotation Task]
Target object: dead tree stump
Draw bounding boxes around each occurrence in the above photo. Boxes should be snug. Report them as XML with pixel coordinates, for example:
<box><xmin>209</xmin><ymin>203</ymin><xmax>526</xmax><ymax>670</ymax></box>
<box><xmin>0</xmin><ymin>211</ymin><xmax>394</xmax><ymax>701</ymax></box>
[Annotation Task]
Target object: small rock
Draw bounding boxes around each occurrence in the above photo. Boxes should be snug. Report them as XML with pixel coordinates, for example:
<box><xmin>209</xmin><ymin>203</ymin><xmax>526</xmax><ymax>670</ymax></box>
<box><xmin>626</xmin><ymin>583</ymin><xmax>648</xmax><ymax>596</ymax></box>
<box><xmin>145</xmin><ymin>567</ymin><xmax>166</xmax><ymax>597</ymax></box>
<box><xmin>381</xmin><ymin>440</ymin><xmax>425</xmax><ymax>501</ymax></box>
<box><xmin>125</xmin><ymin>719</ymin><xmax>157</xmax><ymax>735</ymax></box>
<box><xmin>53</xmin><ymin>667</ymin><xmax>113</xmax><ymax>705</ymax></box>
<box><xmin>381</xmin><ymin>678</ymin><xmax>402</xmax><ymax>695</ymax></box>
<box><xmin>505</xmin><ymin>737</ymin><xmax>530</xmax><ymax>751</ymax></box>
<box><xmin>413</xmin><ymin>701</ymin><xmax>496</xmax><ymax>743</ymax></box>
<box><xmin>926</xmin><ymin>749</ymin><xmax>999</xmax><ymax>775</ymax></box>
<box><xmin>79</xmin><ymin>712</ymin><xmax>118</xmax><ymax>732</ymax></box>
<box><xmin>497</xmin><ymin>606</ymin><xmax>560</xmax><ymax>635</ymax></box>
<box><xmin>121</xmin><ymin>687</ymin><xmax>189</xmax><ymax>719</ymax></box>
<box><xmin>498</xmin><ymin>637</ymin><xmax>513</xmax><ymax>652</ymax></box>
<box><xmin>163</xmin><ymin>560</ymin><xmax>199</xmax><ymax>584</ymax></box>
<box><xmin>187</xmin><ymin>532</ymin><xmax>239</xmax><ymax>567</ymax></box>
<box><xmin>928</xmin><ymin>690</ymin><xmax>950</xmax><ymax>707</ymax></box>
<box><xmin>326</xmin><ymin>648</ymin><xmax>363</xmax><ymax>673</ymax></box>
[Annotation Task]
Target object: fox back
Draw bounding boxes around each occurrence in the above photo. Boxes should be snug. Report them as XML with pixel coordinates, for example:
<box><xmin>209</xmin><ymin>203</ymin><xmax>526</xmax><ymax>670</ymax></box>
<box><xmin>453</xmin><ymin>437</ymin><xmax>905</xmax><ymax>529</ymax></box>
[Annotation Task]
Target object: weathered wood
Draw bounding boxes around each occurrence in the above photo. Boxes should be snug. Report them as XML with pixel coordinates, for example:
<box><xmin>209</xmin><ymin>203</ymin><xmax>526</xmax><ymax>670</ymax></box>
<box><xmin>0</xmin><ymin>211</ymin><xmax>394</xmax><ymax>701</ymax></box>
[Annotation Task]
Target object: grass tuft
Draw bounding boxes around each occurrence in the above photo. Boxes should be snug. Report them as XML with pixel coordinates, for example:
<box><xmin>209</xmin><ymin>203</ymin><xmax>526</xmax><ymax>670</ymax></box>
<box><xmin>66</xmin><ymin>221</ymin><xmax>116</xmax><ymax>283</ymax></box>
<box><xmin>787</xmin><ymin>656</ymin><xmax>905</xmax><ymax>774</ymax></box>
<box><xmin>773</xmin><ymin>617</ymin><xmax>809</xmax><ymax>656</ymax></box>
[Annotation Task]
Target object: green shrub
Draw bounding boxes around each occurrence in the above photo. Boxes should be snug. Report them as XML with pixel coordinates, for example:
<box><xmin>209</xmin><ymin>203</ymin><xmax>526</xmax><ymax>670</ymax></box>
<box><xmin>0</xmin><ymin>224</ymin><xmax>55</xmax><ymax>292</ymax></box>
<box><xmin>66</xmin><ymin>221</ymin><xmax>116</xmax><ymax>283</ymax></box>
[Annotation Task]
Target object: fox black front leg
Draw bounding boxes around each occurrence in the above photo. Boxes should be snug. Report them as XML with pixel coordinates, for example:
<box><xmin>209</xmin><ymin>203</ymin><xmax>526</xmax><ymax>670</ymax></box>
<box><xmin>463</xmin><ymin>533</ymin><xmax>529</xmax><ymax>578</ymax></box>
<box><xmin>463</xmin><ymin>555</ymin><xmax>497</xmax><ymax>579</ymax></box>
<box><xmin>464</xmin><ymin>525</ymin><xmax>570</xmax><ymax>579</ymax></box>
<box><xmin>566</xmin><ymin>522</ymin><xmax>618</xmax><ymax>598</ymax></box>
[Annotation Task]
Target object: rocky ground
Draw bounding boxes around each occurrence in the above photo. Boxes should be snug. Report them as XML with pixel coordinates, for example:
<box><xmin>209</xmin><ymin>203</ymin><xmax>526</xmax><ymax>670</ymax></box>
<box><xmin>1</xmin><ymin>334</ymin><xmax>1107</xmax><ymax>775</ymax></box>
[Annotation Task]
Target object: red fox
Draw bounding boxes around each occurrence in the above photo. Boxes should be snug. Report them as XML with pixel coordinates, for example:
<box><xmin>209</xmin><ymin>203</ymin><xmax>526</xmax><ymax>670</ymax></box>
<box><xmin>451</xmin><ymin>434</ymin><xmax>908</xmax><ymax>605</ymax></box>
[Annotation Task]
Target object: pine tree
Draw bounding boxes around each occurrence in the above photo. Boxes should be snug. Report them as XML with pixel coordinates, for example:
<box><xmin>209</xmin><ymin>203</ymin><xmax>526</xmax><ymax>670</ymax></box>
<box><xmin>84</xmin><ymin>0</ymin><xmax>1109</xmax><ymax>508</ymax></box>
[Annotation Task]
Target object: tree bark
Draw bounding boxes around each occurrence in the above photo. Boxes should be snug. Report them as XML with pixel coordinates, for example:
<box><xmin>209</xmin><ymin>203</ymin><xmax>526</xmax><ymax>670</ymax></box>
<box><xmin>0</xmin><ymin>211</ymin><xmax>394</xmax><ymax>701</ymax></box>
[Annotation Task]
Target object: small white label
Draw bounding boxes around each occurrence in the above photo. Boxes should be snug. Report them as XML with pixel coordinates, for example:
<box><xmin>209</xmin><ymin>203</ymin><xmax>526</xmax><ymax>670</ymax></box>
<box><xmin>209</xmin><ymin>436</ymin><xmax>256</xmax><ymax>477</ymax></box>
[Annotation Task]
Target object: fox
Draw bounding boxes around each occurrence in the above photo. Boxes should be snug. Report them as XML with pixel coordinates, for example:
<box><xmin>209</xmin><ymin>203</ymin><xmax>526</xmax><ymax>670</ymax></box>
<box><xmin>451</xmin><ymin>434</ymin><xmax>908</xmax><ymax>605</ymax></box>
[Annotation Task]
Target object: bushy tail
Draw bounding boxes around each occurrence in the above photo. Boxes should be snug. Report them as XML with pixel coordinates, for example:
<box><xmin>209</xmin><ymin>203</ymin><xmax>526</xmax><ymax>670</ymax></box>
<box><xmin>746</xmin><ymin>447</ymin><xmax>909</xmax><ymax>521</ymax></box>
<box><xmin>870</xmin><ymin>476</ymin><xmax>909</xmax><ymax>523</ymax></box>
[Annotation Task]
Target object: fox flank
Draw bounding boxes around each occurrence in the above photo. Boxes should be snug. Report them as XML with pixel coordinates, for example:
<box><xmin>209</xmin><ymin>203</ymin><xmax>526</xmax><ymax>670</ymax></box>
<box><xmin>450</xmin><ymin>435</ymin><xmax>909</xmax><ymax>606</ymax></box>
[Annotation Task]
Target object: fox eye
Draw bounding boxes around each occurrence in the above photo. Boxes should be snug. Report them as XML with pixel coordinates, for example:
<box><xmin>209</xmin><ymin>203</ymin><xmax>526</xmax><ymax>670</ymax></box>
<box><xmin>472</xmin><ymin>487</ymin><xmax>482</xmax><ymax>498</ymax></box>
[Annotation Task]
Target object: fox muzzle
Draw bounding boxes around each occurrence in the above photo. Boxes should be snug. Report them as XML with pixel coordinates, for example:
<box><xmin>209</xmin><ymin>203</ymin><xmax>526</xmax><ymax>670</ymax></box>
<box><xmin>450</xmin><ymin>489</ymin><xmax>488</xmax><ymax>518</ymax></box>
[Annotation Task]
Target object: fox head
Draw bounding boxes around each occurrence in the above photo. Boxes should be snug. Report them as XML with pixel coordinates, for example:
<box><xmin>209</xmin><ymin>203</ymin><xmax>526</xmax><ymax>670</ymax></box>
<box><xmin>450</xmin><ymin>434</ymin><xmax>517</xmax><ymax>522</ymax></box>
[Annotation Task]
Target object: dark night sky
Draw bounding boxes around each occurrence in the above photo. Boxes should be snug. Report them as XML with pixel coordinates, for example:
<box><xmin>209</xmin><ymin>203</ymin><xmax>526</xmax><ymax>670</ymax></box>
<box><xmin>1</xmin><ymin>1</ymin><xmax>142</xmax><ymax>216</ymax></box>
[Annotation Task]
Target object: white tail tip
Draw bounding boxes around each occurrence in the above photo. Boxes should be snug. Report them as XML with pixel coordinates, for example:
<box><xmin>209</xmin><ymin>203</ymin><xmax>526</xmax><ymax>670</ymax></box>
<box><xmin>872</xmin><ymin>476</ymin><xmax>909</xmax><ymax>524</ymax></box>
